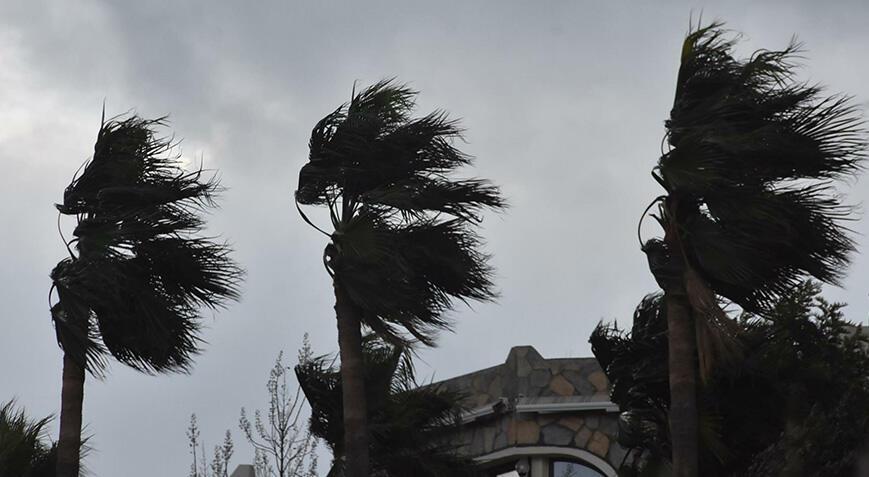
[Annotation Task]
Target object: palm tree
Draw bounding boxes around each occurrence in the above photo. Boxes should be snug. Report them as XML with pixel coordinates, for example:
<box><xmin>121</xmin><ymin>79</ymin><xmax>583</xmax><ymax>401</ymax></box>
<box><xmin>0</xmin><ymin>400</ymin><xmax>61</xmax><ymax>477</ymax></box>
<box><xmin>50</xmin><ymin>114</ymin><xmax>242</xmax><ymax>477</ymax></box>
<box><xmin>641</xmin><ymin>23</ymin><xmax>866</xmax><ymax>476</ymax></box>
<box><xmin>295</xmin><ymin>80</ymin><xmax>503</xmax><ymax>476</ymax></box>
<box><xmin>295</xmin><ymin>336</ymin><xmax>473</xmax><ymax>477</ymax></box>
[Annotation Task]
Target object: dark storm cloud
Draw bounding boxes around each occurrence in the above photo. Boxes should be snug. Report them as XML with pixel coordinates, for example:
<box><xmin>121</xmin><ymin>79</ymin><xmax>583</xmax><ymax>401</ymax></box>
<box><xmin>2</xmin><ymin>1</ymin><xmax>868</xmax><ymax>475</ymax></box>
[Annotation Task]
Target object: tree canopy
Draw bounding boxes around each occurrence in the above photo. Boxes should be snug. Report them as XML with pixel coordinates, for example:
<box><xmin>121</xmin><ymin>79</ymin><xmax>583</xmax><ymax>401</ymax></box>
<box><xmin>592</xmin><ymin>282</ymin><xmax>869</xmax><ymax>476</ymax></box>
<box><xmin>296</xmin><ymin>80</ymin><xmax>505</xmax><ymax>347</ymax></box>
<box><xmin>295</xmin><ymin>337</ymin><xmax>473</xmax><ymax>477</ymax></box>
<box><xmin>51</xmin><ymin>115</ymin><xmax>242</xmax><ymax>374</ymax></box>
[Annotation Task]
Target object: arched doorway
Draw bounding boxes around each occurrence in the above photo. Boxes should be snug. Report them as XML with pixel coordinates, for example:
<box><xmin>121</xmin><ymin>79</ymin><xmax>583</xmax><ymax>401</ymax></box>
<box><xmin>475</xmin><ymin>446</ymin><xmax>617</xmax><ymax>477</ymax></box>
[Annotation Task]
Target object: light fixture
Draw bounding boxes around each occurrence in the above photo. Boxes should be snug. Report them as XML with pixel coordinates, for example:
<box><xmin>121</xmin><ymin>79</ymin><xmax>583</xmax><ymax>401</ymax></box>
<box><xmin>515</xmin><ymin>458</ymin><xmax>530</xmax><ymax>476</ymax></box>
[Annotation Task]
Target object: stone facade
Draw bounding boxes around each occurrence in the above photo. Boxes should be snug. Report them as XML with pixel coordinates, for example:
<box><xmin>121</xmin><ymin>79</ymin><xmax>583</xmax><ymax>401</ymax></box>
<box><xmin>229</xmin><ymin>465</ymin><xmax>255</xmax><ymax>477</ymax></box>
<box><xmin>433</xmin><ymin>346</ymin><xmax>624</xmax><ymax>474</ymax></box>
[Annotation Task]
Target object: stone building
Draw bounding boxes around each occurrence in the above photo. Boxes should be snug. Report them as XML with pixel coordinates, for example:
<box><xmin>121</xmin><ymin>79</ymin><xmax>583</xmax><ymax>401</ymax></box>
<box><xmin>434</xmin><ymin>346</ymin><xmax>624</xmax><ymax>477</ymax></box>
<box><xmin>229</xmin><ymin>464</ymin><xmax>255</xmax><ymax>477</ymax></box>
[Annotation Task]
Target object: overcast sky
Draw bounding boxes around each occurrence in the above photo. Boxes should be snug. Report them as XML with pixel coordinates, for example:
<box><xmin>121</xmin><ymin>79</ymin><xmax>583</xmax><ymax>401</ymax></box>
<box><xmin>2</xmin><ymin>1</ymin><xmax>868</xmax><ymax>476</ymax></box>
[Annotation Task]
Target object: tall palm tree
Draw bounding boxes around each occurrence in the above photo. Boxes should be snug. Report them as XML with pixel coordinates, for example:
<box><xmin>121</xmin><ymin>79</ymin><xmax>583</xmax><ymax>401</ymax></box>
<box><xmin>50</xmin><ymin>114</ymin><xmax>242</xmax><ymax>477</ymax></box>
<box><xmin>295</xmin><ymin>336</ymin><xmax>473</xmax><ymax>477</ymax></box>
<box><xmin>295</xmin><ymin>80</ymin><xmax>504</xmax><ymax>476</ymax></box>
<box><xmin>641</xmin><ymin>23</ymin><xmax>865</xmax><ymax>476</ymax></box>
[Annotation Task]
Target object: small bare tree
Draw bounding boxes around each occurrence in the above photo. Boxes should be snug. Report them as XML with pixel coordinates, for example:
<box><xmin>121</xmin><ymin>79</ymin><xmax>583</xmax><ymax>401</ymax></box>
<box><xmin>210</xmin><ymin>431</ymin><xmax>234</xmax><ymax>477</ymax></box>
<box><xmin>187</xmin><ymin>414</ymin><xmax>234</xmax><ymax>477</ymax></box>
<box><xmin>239</xmin><ymin>338</ymin><xmax>318</xmax><ymax>477</ymax></box>
<box><xmin>187</xmin><ymin>414</ymin><xmax>202</xmax><ymax>477</ymax></box>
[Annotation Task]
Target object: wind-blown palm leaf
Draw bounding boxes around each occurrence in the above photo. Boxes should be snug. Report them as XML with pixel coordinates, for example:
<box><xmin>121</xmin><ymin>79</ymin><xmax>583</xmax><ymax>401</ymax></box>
<box><xmin>58</xmin><ymin>117</ymin><xmax>216</xmax><ymax>218</ymax></box>
<box><xmin>0</xmin><ymin>401</ymin><xmax>90</xmax><ymax>477</ymax></box>
<box><xmin>590</xmin><ymin>294</ymin><xmax>671</xmax><ymax>460</ymax></box>
<box><xmin>329</xmin><ymin>214</ymin><xmax>495</xmax><ymax>346</ymax></box>
<box><xmin>0</xmin><ymin>400</ymin><xmax>55</xmax><ymax>477</ymax></box>
<box><xmin>51</xmin><ymin>114</ymin><xmax>242</xmax><ymax>375</ymax></box>
<box><xmin>295</xmin><ymin>338</ymin><xmax>473</xmax><ymax>477</ymax></box>
<box><xmin>655</xmin><ymin>23</ymin><xmax>865</xmax><ymax>314</ymax></box>
<box><xmin>297</xmin><ymin>80</ymin><xmax>504</xmax><ymax>346</ymax></box>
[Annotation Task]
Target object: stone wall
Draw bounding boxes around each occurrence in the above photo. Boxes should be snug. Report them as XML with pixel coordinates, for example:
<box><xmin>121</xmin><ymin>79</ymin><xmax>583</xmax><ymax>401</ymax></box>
<box><xmin>433</xmin><ymin>346</ymin><xmax>625</xmax><ymax>472</ymax></box>
<box><xmin>451</xmin><ymin>410</ymin><xmax>626</xmax><ymax>470</ymax></box>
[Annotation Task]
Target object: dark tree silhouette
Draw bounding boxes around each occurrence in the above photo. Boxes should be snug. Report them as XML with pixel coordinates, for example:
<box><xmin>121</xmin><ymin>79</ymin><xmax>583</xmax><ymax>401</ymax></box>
<box><xmin>295</xmin><ymin>336</ymin><xmax>473</xmax><ymax>477</ymax></box>
<box><xmin>50</xmin><ymin>114</ymin><xmax>242</xmax><ymax>477</ymax></box>
<box><xmin>0</xmin><ymin>401</ymin><xmax>72</xmax><ymax>477</ymax></box>
<box><xmin>590</xmin><ymin>294</ymin><xmax>671</xmax><ymax>470</ymax></box>
<box><xmin>641</xmin><ymin>23</ymin><xmax>865</xmax><ymax>476</ymax></box>
<box><xmin>591</xmin><ymin>282</ymin><xmax>869</xmax><ymax>477</ymax></box>
<box><xmin>295</xmin><ymin>80</ymin><xmax>504</xmax><ymax>476</ymax></box>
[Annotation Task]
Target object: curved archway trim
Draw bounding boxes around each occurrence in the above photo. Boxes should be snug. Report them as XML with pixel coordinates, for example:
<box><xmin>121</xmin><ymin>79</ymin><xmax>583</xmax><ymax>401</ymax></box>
<box><xmin>473</xmin><ymin>445</ymin><xmax>617</xmax><ymax>477</ymax></box>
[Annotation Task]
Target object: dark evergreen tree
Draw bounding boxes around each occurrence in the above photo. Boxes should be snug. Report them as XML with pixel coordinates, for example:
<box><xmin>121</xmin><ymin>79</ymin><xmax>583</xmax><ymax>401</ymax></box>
<box><xmin>592</xmin><ymin>282</ymin><xmax>869</xmax><ymax>476</ymax></box>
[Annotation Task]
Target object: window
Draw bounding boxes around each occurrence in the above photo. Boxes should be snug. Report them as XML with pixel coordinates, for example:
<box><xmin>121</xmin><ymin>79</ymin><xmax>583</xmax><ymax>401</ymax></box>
<box><xmin>551</xmin><ymin>459</ymin><xmax>606</xmax><ymax>477</ymax></box>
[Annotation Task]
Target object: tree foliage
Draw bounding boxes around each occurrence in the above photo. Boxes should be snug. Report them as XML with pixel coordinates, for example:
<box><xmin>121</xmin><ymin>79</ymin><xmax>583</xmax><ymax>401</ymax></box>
<box><xmin>51</xmin><ymin>114</ymin><xmax>243</xmax><ymax>375</ymax></box>
<box><xmin>295</xmin><ymin>80</ymin><xmax>505</xmax><ymax>347</ymax></box>
<box><xmin>0</xmin><ymin>401</ymin><xmax>91</xmax><ymax>477</ymax></box>
<box><xmin>295</xmin><ymin>337</ymin><xmax>474</xmax><ymax>477</ymax></box>
<box><xmin>592</xmin><ymin>282</ymin><xmax>869</xmax><ymax>476</ymax></box>
<box><xmin>649</xmin><ymin>21</ymin><xmax>865</xmax><ymax>308</ymax></box>
<box><xmin>0</xmin><ymin>401</ymin><xmax>58</xmax><ymax>477</ymax></box>
<box><xmin>643</xmin><ymin>21</ymin><xmax>866</xmax><ymax>379</ymax></box>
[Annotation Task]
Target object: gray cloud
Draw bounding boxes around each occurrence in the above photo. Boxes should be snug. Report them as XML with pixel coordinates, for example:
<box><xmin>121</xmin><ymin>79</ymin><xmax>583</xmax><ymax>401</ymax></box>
<box><xmin>2</xmin><ymin>1</ymin><xmax>868</xmax><ymax>475</ymax></box>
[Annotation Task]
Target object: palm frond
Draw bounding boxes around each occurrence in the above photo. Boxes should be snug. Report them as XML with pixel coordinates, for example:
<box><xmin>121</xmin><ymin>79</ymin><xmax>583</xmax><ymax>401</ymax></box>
<box><xmin>684</xmin><ymin>184</ymin><xmax>854</xmax><ymax>311</ymax></box>
<box><xmin>329</xmin><ymin>211</ymin><xmax>496</xmax><ymax>346</ymax></box>
<box><xmin>0</xmin><ymin>400</ymin><xmax>92</xmax><ymax>476</ymax></box>
<box><xmin>0</xmin><ymin>400</ymin><xmax>53</xmax><ymax>475</ymax></box>
<box><xmin>590</xmin><ymin>294</ymin><xmax>670</xmax><ymax>459</ymax></box>
<box><xmin>362</xmin><ymin>178</ymin><xmax>504</xmax><ymax>222</ymax></box>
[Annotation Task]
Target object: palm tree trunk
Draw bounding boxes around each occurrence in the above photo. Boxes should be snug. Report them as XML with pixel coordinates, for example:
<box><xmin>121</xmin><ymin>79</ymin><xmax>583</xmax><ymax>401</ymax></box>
<box><xmin>334</xmin><ymin>281</ymin><xmax>369</xmax><ymax>477</ymax></box>
<box><xmin>57</xmin><ymin>352</ymin><xmax>85</xmax><ymax>477</ymax></box>
<box><xmin>665</xmin><ymin>288</ymin><xmax>699</xmax><ymax>477</ymax></box>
